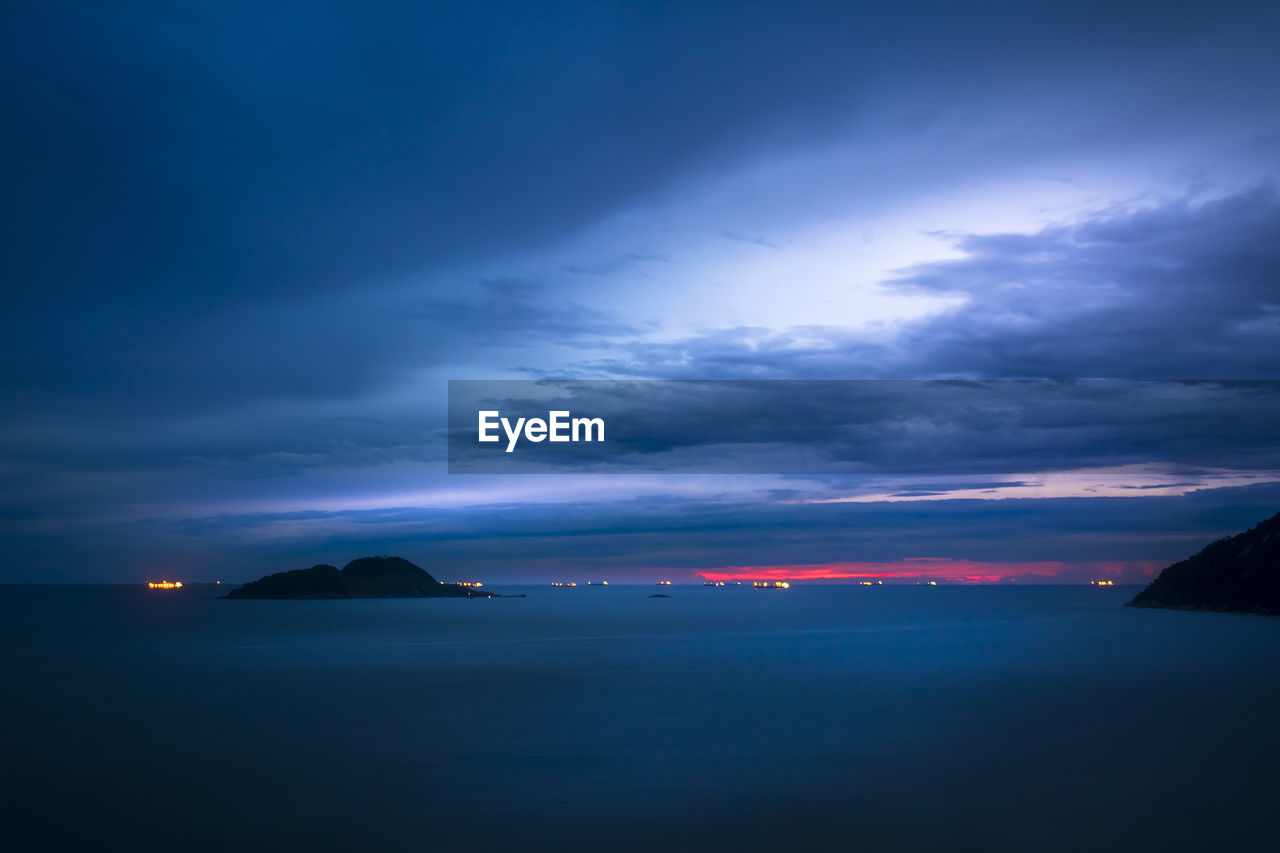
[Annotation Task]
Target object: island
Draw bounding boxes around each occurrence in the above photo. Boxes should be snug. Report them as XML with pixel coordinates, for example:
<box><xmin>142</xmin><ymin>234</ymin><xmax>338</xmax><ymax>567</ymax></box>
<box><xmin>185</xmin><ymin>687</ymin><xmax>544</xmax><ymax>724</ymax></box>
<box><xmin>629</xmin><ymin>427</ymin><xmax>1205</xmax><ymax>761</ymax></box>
<box><xmin>1126</xmin><ymin>509</ymin><xmax>1280</xmax><ymax>614</ymax></box>
<box><xmin>224</xmin><ymin>556</ymin><xmax>499</xmax><ymax>599</ymax></box>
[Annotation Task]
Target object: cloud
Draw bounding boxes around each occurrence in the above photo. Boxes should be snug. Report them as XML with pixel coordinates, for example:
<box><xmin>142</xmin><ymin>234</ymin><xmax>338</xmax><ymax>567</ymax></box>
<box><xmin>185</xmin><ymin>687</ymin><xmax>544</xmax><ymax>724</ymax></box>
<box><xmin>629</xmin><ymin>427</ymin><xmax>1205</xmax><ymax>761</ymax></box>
<box><xmin>414</xmin><ymin>277</ymin><xmax>638</xmax><ymax>340</ymax></box>
<box><xmin>585</xmin><ymin>183</ymin><xmax>1280</xmax><ymax>379</ymax></box>
<box><xmin>10</xmin><ymin>475</ymin><xmax>1279</xmax><ymax>583</ymax></box>
<box><xmin>4</xmin><ymin>2</ymin><xmax>1279</xmax><ymax>409</ymax></box>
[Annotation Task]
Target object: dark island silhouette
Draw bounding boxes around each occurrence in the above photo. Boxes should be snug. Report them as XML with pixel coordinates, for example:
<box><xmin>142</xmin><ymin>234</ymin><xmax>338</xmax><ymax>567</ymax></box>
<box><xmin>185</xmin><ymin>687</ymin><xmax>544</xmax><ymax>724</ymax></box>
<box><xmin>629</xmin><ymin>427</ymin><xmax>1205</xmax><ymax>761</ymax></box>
<box><xmin>225</xmin><ymin>556</ymin><xmax>498</xmax><ymax>599</ymax></box>
<box><xmin>1127</xmin><ymin>509</ymin><xmax>1280</xmax><ymax>614</ymax></box>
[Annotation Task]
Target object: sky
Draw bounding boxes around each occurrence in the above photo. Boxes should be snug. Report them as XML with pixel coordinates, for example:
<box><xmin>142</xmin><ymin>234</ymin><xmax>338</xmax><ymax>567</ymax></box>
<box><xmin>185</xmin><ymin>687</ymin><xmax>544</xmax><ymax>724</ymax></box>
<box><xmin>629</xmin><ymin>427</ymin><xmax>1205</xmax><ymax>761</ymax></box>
<box><xmin>2</xmin><ymin>1</ymin><xmax>1279</xmax><ymax>584</ymax></box>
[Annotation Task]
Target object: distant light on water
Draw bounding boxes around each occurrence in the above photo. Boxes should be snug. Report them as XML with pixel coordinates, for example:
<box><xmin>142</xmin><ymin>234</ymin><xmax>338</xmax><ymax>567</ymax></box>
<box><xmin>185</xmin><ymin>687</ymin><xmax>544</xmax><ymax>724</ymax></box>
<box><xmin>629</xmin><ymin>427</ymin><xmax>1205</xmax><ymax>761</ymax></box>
<box><xmin>147</xmin><ymin>581</ymin><xmax>182</xmax><ymax>589</ymax></box>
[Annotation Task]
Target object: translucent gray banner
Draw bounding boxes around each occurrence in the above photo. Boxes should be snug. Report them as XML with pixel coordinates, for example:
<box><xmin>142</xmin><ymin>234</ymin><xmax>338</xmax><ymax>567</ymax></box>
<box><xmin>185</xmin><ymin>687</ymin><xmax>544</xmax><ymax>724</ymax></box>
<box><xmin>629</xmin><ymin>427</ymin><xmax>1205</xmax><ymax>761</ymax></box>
<box><xmin>446</xmin><ymin>380</ymin><xmax>1280</xmax><ymax>475</ymax></box>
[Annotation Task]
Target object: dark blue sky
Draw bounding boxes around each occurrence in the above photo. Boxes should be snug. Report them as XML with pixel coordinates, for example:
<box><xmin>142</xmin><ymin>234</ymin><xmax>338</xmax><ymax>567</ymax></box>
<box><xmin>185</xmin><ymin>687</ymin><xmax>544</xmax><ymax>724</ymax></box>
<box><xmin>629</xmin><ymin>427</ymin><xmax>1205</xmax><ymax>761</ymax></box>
<box><xmin>2</xmin><ymin>1</ymin><xmax>1279</xmax><ymax>583</ymax></box>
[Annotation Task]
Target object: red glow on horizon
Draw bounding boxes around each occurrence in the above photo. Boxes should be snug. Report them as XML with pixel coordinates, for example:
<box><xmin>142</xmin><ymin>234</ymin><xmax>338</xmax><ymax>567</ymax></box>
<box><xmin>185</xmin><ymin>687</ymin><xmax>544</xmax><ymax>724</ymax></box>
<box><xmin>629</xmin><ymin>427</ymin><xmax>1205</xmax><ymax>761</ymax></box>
<box><xmin>698</xmin><ymin>558</ymin><xmax>1064</xmax><ymax>584</ymax></box>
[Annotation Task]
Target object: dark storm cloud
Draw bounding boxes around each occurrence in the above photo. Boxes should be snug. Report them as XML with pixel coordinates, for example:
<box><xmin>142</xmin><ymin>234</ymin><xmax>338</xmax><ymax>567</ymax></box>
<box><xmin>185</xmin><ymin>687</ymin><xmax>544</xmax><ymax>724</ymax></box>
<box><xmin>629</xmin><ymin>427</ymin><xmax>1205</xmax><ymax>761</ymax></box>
<box><xmin>0</xmin><ymin>0</ymin><xmax>965</xmax><ymax>406</ymax></box>
<box><xmin>4</xmin><ymin>0</ymin><xmax>1278</xmax><ymax>414</ymax></box>
<box><xmin>591</xmin><ymin>184</ymin><xmax>1280</xmax><ymax>380</ymax></box>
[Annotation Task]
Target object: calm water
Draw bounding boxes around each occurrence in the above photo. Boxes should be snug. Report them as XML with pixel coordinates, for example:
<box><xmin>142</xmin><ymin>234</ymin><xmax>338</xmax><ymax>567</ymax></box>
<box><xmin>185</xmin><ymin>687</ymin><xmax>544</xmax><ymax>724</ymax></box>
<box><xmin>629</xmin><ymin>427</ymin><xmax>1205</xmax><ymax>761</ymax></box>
<box><xmin>5</xmin><ymin>584</ymin><xmax>1279</xmax><ymax>852</ymax></box>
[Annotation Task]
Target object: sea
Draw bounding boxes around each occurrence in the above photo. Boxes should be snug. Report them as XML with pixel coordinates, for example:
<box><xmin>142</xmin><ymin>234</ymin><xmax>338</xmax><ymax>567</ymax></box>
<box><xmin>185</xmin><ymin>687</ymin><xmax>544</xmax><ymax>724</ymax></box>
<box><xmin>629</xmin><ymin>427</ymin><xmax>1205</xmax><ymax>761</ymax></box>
<box><xmin>5</xmin><ymin>583</ymin><xmax>1279</xmax><ymax>852</ymax></box>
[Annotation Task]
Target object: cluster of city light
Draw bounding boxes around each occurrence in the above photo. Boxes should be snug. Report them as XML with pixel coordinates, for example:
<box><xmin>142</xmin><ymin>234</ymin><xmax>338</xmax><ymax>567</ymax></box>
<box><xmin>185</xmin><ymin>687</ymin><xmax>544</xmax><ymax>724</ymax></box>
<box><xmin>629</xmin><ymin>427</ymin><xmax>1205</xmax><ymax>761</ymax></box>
<box><xmin>656</xmin><ymin>580</ymin><xmax>672</xmax><ymax>586</ymax></box>
<box><xmin>551</xmin><ymin>581</ymin><xmax>577</xmax><ymax>587</ymax></box>
<box><xmin>752</xmin><ymin>580</ymin><xmax>790</xmax><ymax>589</ymax></box>
<box><xmin>147</xmin><ymin>581</ymin><xmax>183</xmax><ymax>589</ymax></box>
<box><xmin>455</xmin><ymin>581</ymin><xmax>484</xmax><ymax>588</ymax></box>
<box><xmin>1091</xmin><ymin>579</ymin><xmax>1116</xmax><ymax>586</ymax></box>
<box><xmin>588</xmin><ymin>581</ymin><xmax>609</xmax><ymax>585</ymax></box>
